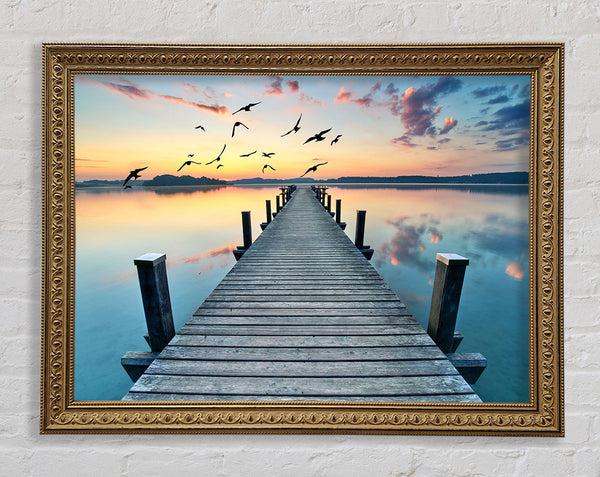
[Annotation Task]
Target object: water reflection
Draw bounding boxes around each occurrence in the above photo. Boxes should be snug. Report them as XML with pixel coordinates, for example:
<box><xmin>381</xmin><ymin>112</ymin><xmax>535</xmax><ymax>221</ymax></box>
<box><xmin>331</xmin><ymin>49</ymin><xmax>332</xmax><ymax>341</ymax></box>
<box><xmin>74</xmin><ymin>184</ymin><xmax>529</xmax><ymax>403</ymax></box>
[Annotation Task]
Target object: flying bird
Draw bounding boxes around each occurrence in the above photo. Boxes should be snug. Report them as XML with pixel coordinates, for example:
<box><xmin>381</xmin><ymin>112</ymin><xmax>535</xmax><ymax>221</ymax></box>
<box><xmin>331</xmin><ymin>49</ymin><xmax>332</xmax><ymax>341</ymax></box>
<box><xmin>195</xmin><ymin>125</ymin><xmax>205</xmax><ymax>131</ymax></box>
<box><xmin>300</xmin><ymin>162</ymin><xmax>328</xmax><ymax>177</ymax></box>
<box><xmin>281</xmin><ymin>114</ymin><xmax>302</xmax><ymax>137</ymax></box>
<box><xmin>240</xmin><ymin>150</ymin><xmax>257</xmax><ymax>157</ymax></box>
<box><xmin>205</xmin><ymin>144</ymin><xmax>226</xmax><ymax>165</ymax></box>
<box><xmin>232</xmin><ymin>121</ymin><xmax>249</xmax><ymax>137</ymax></box>
<box><xmin>124</xmin><ymin>185</ymin><xmax>132</xmax><ymax>189</ymax></box>
<box><xmin>330</xmin><ymin>134</ymin><xmax>342</xmax><ymax>145</ymax></box>
<box><xmin>177</xmin><ymin>160</ymin><xmax>202</xmax><ymax>172</ymax></box>
<box><xmin>303</xmin><ymin>128</ymin><xmax>331</xmax><ymax>145</ymax></box>
<box><xmin>216</xmin><ymin>164</ymin><xmax>224</xmax><ymax>169</ymax></box>
<box><xmin>187</xmin><ymin>154</ymin><xmax>195</xmax><ymax>157</ymax></box>
<box><xmin>232</xmin><ymin>102</ymin><xmax>261</xmax><ymax>115</ymax></box>
<box><xmin>262</xmin><ymin>164</ymin><xmax>276</xmax><ymax>173</ymax></box>
<box><xmin>262</xmin><ymin>152</ymin><xmax>275</xmax><ymax>158</ymax></box>
<box><xmin>122</xmin><ymin>166</ymin><xmax>148</xmax><ymax>187</ymax></box>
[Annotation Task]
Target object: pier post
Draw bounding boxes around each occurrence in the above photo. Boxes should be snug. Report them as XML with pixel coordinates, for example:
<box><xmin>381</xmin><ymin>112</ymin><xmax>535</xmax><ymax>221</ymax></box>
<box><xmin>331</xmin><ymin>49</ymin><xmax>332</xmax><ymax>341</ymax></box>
<box><xmin>335</xmin><ymin>199</ymin><xmax>347</xmax><ymax>230</ymax></box>
<box><xmin>266</xmin><ymin>199</ymin><xmax>272</xmax><ymax>223</ymax></box>
<box><xmin>354</xmin><ymin>210</ymin><xmax>374</xmax><ymax>259</ymax></box>
<box><xmin>355</xmin><ymin>210</ymin><xmax>366</xmax><ymax>249</ymax></box>
<box><xmin>261</xmin><ymin>200</ymin><xmax>272</xmax><ymax>230</ymax></box>
<box><xmin>133</xmin><ymin>253</ymin><xmax>175</xmax><ymax>353</ymax></box>
<box><xmin>276</xmin><ymin>195</ymin><xmax>281</xmax><ymax>213</ymax></box>
<box><xmin>233</xmin><ymin>211</ymin><xmax>252</xmax><ymax>260</ymax></box>
<box><xmin>242</xmin><ymin>211</ymin><xmax>252</xmax><ymax>249</ymax></box>
<box><xmin>326</xmin><ymin>195</ymin><xmax>332</xmax><ymax>213</ymax></box>
<box><xmin>427</xmin><ymin>253</ymin><xmax>469</xmax><ymax>353</ymax></box>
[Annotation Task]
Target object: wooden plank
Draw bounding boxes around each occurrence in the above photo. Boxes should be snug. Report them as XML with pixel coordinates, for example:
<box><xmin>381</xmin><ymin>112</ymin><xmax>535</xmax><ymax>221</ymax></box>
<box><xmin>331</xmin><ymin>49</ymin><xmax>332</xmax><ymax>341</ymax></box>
<box><xmin>197</xmin><ymin>301</ymin><xmax>407</xmax><ymax>309</ymax></box>
<box><xmin>178</xmin><ymin>324</ymin><xmax>425</xmax><ymax>335</ymax></box>
<box><xmin>123</xmin><ymin>392</ymin><xmax>481</xmax><ymax>402</ymax></box>
<box><xmin>159</xmin><ymin>345</ymin><xmax>446</xmax><ymax>361</ymax></box>
<box><xmin>129</xmin><ymin>374</ymin><xmax>476</xmax><ymax>396</ymax></box>
<box><xmin>169</xmin><ymin>333</ymin><xmax>434</xmax><ymax>348</ymax></box>
<box><xmin>204</xmin><ymin>294</ymin><xmax>403</xmax><ymax>302</ymax></box>
<box><xmin>192</xmin><ymin>309</ymin><xmax>413</xmax><ymax>317</ymax></box>
<box><xmin>186</xmin><ymin>315</ymin><xmax>418</xmax><ymax>326</ymax></box>
<box><xmin>144</xmin><ymin>358</ymin><xmax>459</xmax><ymax>377</ymax></box>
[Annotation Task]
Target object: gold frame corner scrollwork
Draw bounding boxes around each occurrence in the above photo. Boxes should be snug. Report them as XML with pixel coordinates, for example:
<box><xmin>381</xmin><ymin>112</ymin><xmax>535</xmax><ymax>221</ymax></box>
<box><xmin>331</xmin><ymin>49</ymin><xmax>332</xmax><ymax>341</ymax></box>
<box><xmin>41</xmin><ymin>43</ymin><xmax>564</xmax><ymax>435</ymax></box>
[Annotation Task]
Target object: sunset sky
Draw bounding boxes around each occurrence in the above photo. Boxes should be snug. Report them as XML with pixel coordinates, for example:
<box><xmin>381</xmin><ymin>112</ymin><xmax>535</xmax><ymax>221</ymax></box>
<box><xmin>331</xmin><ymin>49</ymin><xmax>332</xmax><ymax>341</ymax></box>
<box><xmin>74</xmin><ymin>73</ymin><xmax>530</xmax><ymax>182</ymax></box>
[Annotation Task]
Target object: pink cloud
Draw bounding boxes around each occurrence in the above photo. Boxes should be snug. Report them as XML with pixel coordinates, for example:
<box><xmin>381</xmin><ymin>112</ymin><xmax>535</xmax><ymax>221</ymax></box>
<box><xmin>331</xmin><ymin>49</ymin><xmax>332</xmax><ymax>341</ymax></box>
<box><xmin>85</xmin><ymin>77</ymin><xmax>229</xmax><ymax>114</ymax></box>
<box><xmin>287</xmin><ymin>80</ymin><xmax>299</xmax><ymax>93</ymax></box>
<box><xmin>334</xmin><ymin>87</ymin><xmax>352</xmax><ymax>103</ymax></box>
<box><xmin>398</xmin><ymin>77</ymin><xmax>462</xmax><ymax>137</ymax></box>
<box><xmin>157</xmin><ymin>94</ymin><xmax>228</xmax><ymax>114</ymax></box>
<box><xmin>265</xmin><ymin>76</ymin><xmax>284</xmax><ymax>95</ymax></box>
<box><xmin>391</xmin><ymin>135</ymin><xmax>418</xmax><ymax>148</ymax></box>
<box><xmin>440</xmin><ymin>116</ymin><xmax>458</xmax><ymax>134</ymax></box>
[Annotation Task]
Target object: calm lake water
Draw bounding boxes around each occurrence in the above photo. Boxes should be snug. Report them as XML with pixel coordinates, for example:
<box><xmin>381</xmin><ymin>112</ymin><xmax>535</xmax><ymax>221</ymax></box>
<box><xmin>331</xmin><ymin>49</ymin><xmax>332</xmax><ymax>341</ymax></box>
<box><xmin>75</xmin><ymin>184</ymin><xmax>529</xmax><ymax>402</ymax></box>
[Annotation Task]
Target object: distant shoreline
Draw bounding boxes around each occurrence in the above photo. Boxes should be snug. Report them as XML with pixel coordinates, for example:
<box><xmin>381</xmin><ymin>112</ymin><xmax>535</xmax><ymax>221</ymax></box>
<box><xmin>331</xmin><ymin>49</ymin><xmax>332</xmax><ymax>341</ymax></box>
<box><xmin>76</xmin><ymin>171</ymin><xmax>529</xmax><ymax>188</ymax></box>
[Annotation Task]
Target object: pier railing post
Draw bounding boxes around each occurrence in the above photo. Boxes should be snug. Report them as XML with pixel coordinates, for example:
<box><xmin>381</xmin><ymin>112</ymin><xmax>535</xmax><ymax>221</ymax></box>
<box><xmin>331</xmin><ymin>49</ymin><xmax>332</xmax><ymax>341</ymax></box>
<box><xmin>134</xmin><ymin>253</ymin><xmax>175</xmax><ymax>353</ymax></box>
<box><xmin>427</xmin><ymin>253</ymin><xmax>469</xmax><ymax>353</ymax></box>
<box><xmin>326</xmin><ymin>195</ymin><xmax>332</xmax><ymax>213</ymax></box>
<box><xmin>233</xmin><ymin>211</ymin><xmax>252</xmax><ymax>260</ymax></box>
<box><xmin>355</xmin><ymin>210</ymin><xmax>366</xmax><ymax>249</ymax></box>
<box><xmin>266</xmin><ymin>199</ymin><xmax>272</xmax><ymax>223</ymax></box>
<box><xmin>276</xmin><ymin>195</ymin><xmax>281</xmax><ymax>213</ymax></box>
<box><xmin>261</xmin><ymin>200</ymin><xmax>273</xmax><ymax>230</ymax></box>
<box><xmin>242</xmin><ymin>210</ymin><xmax>252</xmax><ymax>249</ymax></box>
<box><xmin>335</xmin><ymin>199</ymin><xmax>347</xmax><ymax>229</ymax></box>
<box><xmin>354</xmin><ymin>210</ymin><xmax>373</xmax><ymax>259</ymax></box>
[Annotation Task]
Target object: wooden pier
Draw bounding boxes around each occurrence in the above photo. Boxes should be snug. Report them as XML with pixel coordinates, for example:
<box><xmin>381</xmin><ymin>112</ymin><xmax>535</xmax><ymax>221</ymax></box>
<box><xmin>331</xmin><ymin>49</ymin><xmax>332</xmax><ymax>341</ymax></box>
<box><xmin>123</xmin><ymin>186</ymin><xmax>481</xmax><ymax>402</ymax></box>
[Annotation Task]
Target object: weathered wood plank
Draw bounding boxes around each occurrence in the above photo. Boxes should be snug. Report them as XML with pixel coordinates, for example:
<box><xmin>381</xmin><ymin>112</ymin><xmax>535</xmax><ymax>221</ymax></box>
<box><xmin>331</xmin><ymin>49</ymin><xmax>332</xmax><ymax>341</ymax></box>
<box><xmin>159</xmin><ymin>345</ymin><xmax>446</xmax><ymax>361</ymax></box>
<box><xmin>186</xmin><ymin>315</ymin><xmax>418</xmax><ymax>326</ymax></box>
<box><xmin>123</xmin><ymin>392</ymin><xmax>481</xmax><ymax>402</ymax></box>
<box><xmin>198</xmin><ymin>301</ymin><xmax>407</xmax><ymax>309</ymax></box>
<box><xmin>129</xmin><ymin>374</ymin><xmax>476</xmax><ymax>396</ymax></box>
<box><xmin>169</xmin><ymin>333</ymin><xmax>434</xmax><ymax>348</ymax></box>
<box><xmin>178</xmin><ymin>324</ymin><xmax>425</xmax><ymax>335</ymax></box>
<box><xmin>194</xmin><ymin>303</ymin><xmax>410</xmax><ymax>318</ymax></box>
<box><xmin>204</xmin><ymin>294</ymin><xmax>403</xmax><ymax>302</ymax></box>
<box><xmin>144</xmin><ymin>359</ymin><xmax>459</xmax><ymax>377</ymax></box>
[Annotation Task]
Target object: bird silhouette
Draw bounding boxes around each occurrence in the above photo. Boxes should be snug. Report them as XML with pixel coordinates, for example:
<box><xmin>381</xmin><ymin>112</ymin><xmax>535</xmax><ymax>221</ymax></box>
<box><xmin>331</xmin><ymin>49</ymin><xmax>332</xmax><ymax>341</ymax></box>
<box><xmin>281</xmin><ymin>114</ymin><xmax>302</xmax><ymax>137</ymax></box>
<box><xmin>330</xmin><ymin>134</ymin><xmax>342</xmax><ymax>145</ymax></box>
<box><xmin>122</xmin><ymin>167</ymin><xmax>148</xmax><ymax>187</ymax></box>
<box><xmin>232</xmin><ymin>102</ymin><xmax>261</xmax><ymax>115</ymax></box>
<box><xmin>216</xmin><ymin>164</ymin><xmax>224</xmax><ymax>169</ymax></box>
<box><xmin>262</xmin><ymin>164</ymin><xmax>276</xmax><ymax>173</ymax></box>
<box><xmin>300</xmin><ymin>162</ymin><xmax>328</xmax><ymax>177</ymax></box>
<box><xmin>124</xmin><ymin>185</ymin><xmax>132</xmax><ymax>189</ymax></box>
<box><xmin>177</xmin><ymin>160</ymin><xmax>202</xmax><ymax>172</ymax></box>
<box><xmin>303</xmin><ymin>128</ymin><xmax>331</xmax><ymax>145</ymax></box>
<box><xmin>232</xmin><ymin>121</ymin><xmax>249</xmax><ymax>137</ymax></box>
<box><xmin>240</xmin><ymin>150</ymin><xmax>257</xmax><ymax>157</ymax></box>
<box><xmin>187</xmin><ymin>154</ymin><xmax>195</xmax><ymax>157</ymax></box>
<box><xmin>205</xmin><ymin>144</ymin><xmax>226</xmax><ymax>165</ymax></box>
<box><xmin>262</xmin><ymin>152</ymin><xmax>275</xmax><ymax>158</ymax></box>
<box><xmin>195</xmin><ymin>125</ymin><xmax>205</xmax><ymax>131</ymax></box>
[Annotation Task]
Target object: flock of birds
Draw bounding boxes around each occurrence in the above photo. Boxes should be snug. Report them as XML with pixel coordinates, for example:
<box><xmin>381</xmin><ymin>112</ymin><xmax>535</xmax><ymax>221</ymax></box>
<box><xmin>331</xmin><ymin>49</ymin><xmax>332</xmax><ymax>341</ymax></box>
<box><xmin>122</xmin><ymin>101</ymin><xmax>340</xmax><ymax>188</ymax></box>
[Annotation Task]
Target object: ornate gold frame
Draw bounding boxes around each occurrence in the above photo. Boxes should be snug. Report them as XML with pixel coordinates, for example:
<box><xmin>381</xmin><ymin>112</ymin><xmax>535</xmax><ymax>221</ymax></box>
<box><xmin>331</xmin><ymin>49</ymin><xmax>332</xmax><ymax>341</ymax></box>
<box><xmin>41</xmin><ymin>43</ymin><xmax>563</xmax><ymax>434</ymax></box>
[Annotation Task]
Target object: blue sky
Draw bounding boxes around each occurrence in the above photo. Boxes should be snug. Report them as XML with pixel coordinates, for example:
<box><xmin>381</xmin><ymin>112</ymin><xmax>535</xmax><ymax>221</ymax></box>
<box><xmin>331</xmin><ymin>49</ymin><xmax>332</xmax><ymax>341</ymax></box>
<box><xmin>74</xmin><ymin>73</ymin><xmax>531</xmax><ymax>181</ymax></box>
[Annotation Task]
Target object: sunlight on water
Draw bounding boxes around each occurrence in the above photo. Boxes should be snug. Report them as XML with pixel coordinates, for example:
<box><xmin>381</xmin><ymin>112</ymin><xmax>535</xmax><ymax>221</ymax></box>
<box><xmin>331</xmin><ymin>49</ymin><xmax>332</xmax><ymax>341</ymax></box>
<box><xmin>75</xmin><ymin>184</ymin><xmax>529</xmax><ymax>402</ymax></box>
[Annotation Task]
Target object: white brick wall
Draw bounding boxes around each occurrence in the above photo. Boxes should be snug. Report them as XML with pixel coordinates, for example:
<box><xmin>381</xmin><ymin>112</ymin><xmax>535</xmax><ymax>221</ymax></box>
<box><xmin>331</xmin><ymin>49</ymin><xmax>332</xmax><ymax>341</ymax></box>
<box><xmin>1</xmin><ymin>1</ymin><xmax>598</xmax><ymax>475</ymax></box>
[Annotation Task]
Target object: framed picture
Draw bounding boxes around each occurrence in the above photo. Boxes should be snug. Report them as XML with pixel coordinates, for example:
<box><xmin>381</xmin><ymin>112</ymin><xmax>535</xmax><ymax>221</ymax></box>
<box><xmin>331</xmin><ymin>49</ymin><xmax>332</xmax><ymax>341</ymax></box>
<box><xmin>41</xmin><ymin>43</ymin><xmax>563</xmax><ymax>434</ymax></box>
